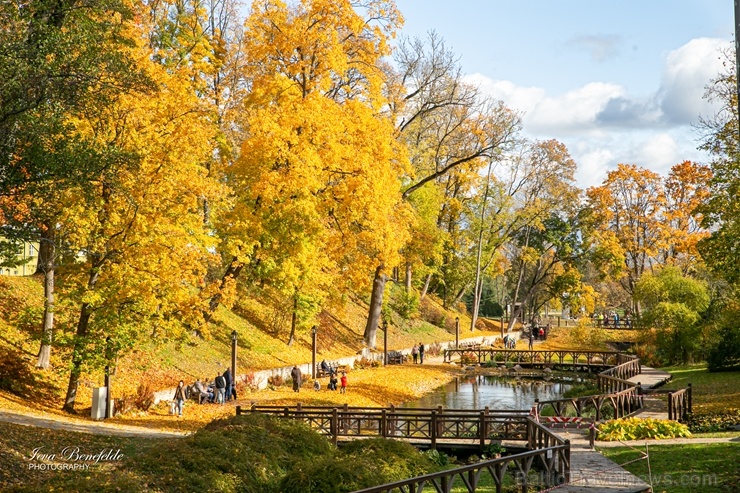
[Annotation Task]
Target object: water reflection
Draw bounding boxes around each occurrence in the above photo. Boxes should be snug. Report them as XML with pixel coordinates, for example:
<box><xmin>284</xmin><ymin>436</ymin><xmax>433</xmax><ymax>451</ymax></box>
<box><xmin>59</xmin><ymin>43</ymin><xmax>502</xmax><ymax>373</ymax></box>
<box><xmin>403</xmin><ymin>375</ymin><xmax>574</xmax><ymax>411</ymax></box>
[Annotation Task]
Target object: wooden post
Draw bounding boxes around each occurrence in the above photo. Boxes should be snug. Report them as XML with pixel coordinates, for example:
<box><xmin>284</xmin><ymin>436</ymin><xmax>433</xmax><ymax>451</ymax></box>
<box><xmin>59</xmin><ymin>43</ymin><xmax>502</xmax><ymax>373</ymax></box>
<box><xmin>479</xmin><ymin>410</ymin><xmax>486</xmax><ymax>449</ymax></box>
<box><xmin>311</xmin><ymin>325</ymin><xmax>317</xmax><ymax>379</ymax></box>
<box><xmin>688</xmin><ymin>383</ymin><xmax>693</xmax><ymax>415</ymax></box>
<box><xmin>668</xmin><ymin>392</ymin><xmax>674</xmax><ymax>421</ymax></box>
<box><xmin>430</xmin><ymin>410</ymin><xmax>437</xmax><ymax>449</ymax></box>
<box><xmin>331</xmin><ymin>408</ymin><xmax>338</xmax><ymax>445</ymax></box>
<box><xmin>381</xmin><ymin>409</ymin><xmax>387</xmax><ymax>437</ymax></box>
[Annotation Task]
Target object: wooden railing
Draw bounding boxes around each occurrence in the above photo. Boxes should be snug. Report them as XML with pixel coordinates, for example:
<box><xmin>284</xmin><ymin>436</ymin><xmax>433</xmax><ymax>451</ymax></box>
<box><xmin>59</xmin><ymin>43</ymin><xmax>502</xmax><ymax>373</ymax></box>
<box><xmin>443</xmin><ymin>348</ymin><xmax>622</xmax><ymax>370</ymax></box>
<box><xmin>238</xmin><ymin>404</ymin><xmax>531</xmax><ymax>448</ymax></box>
<box><xmin>537</xmin><ymin>353</ymin><xmax>643</xmax><ymax>422</ymax></box>
<box><xmin>642</xmin><ymin>384</ymin><xmax>692</xmax><ymax>422</ymax></box>
<box><xmin>350</xmin><ymin>417</ymin><xmax>570</xmax><ymax>493</ymax></box>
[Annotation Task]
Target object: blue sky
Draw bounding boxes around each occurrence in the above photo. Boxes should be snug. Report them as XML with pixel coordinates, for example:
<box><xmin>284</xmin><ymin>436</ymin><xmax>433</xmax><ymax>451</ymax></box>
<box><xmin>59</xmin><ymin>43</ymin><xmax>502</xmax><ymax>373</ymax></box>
<box><xmin>393</xmin><ymin>0</ymin><xmax>734</xmax><ymax>188</ymax></box>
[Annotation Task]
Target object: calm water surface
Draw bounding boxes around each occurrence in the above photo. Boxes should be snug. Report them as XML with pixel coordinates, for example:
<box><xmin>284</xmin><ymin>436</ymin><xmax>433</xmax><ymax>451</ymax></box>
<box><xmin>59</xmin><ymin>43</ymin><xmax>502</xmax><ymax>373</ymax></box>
<box><xmin>403</xmin><ymin>375</ymin><xmax>574</xmax><ymax>411</ymax></box>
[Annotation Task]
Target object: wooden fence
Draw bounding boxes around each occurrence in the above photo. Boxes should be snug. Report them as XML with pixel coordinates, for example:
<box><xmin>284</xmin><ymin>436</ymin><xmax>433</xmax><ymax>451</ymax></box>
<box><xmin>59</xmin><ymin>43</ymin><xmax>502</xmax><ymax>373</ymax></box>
<box><xmin>349</xmin><ymin>417</ymin><xmax>570</xmax><ymax>493</ymax></box>
<box><xmin>238</xmin><ymin>403</ymin><xmax>532</xmax><ymax>448</ymax></box>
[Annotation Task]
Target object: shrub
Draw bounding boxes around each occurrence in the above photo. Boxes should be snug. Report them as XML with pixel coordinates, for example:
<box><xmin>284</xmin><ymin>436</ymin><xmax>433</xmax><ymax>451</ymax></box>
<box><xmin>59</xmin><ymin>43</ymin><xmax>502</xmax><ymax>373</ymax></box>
<box><xmin>268</xmin><ymin>374</ymin><xmax>284</xmax><ymax>387</ymax></box>
<box><xmin>390</xmin><ymin>289</ymin><xmax>420</xmax><ymax>320</ymax></box>
<box><xmin>420</xmin><ymin>298</ymin><xmax>447</xmax><ymax>328</ymax></box>
<box><xmin>426</xmin><ymin>342</ymin><xmax>442</xmax><ymax>357</ymax></box>
<box><xmin>597</xmin><ymin>417</ymin><xmax>691</xmax><ymax>441</ymax></box>
<box><xmin>460</xmin><ymin>351</ymin><xmax>477</xmax><ymax>365</ymax></box>
<box><xmin>133</xmin><ymin>382</ymin><xmax>155</xmax><ymax>411</ymax></box>
<box><xmin>241</xmin><ymin>372</ymin><xmax>259</xmax><ymax>392</ymax></box>
<box><xmin>708</xmin><ymin>324</ymin><xmax>740</xmax><ymax>371</ymax></box>
<box><xmin>562</xmin><ymin>382</ymin><xmax>601</xmax><ymax>399</ymax></box>
<box><xmin>354</xmin><ymin>356</ymin><xmax>380</xmax><ymax>369</ymax></box>
<box><xmin>0</xmin><ymin>346</ymin><xmax>32</xmax><ymax>395</ymax></box>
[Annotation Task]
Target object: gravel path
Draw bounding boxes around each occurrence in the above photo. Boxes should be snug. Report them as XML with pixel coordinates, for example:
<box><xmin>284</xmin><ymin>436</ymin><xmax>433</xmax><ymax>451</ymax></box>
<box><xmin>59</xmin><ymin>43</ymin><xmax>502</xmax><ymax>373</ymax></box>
<box><xmin>0</xmin><ymin>409</ymin><xmax>188</xmax><ymax>438</ymax></box>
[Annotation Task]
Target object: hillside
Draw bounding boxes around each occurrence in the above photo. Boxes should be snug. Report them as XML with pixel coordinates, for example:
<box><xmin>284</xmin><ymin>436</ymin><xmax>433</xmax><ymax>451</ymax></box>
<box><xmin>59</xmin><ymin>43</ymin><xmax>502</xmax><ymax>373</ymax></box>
<box><xmin>0</xmin><ymin>276</ymin><xmax>502</xmax><ymax>419</ymax></box>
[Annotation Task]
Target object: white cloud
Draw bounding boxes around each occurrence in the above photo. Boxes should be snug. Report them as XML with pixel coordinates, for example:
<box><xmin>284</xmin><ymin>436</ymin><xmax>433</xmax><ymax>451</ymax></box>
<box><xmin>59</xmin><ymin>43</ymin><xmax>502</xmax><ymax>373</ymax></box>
<box><xmin>467</xmin><ymin>37</ymin><xmax>727</xmax><ymax>189</ymax></box>
<box><xmin>657</xmin><ymin>37</ymin><xmax>726</xmax><ymax>124</ymax></box>
<box><xmin>568</xmin><ymin>34</ymin><xmax>622</xmax><ymax>62</ymax></box>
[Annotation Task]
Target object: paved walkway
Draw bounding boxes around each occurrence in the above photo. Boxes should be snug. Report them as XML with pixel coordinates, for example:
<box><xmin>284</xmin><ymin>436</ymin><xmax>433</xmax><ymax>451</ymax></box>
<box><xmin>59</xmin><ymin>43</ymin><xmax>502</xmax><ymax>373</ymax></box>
<box><xmin>0</xmin><ymin>409</ymin><xmax>187</xmax><ymax>438</ymax></box>
<box><xmin>548</xmin><ymin>366</ymin><xmax>674</xmax><ymax>492</ymax></box>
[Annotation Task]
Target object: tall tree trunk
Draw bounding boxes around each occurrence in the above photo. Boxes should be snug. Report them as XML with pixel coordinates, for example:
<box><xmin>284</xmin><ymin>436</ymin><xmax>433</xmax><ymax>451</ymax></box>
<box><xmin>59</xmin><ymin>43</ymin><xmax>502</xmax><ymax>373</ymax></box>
<box><xmin>405</xmin><ymin>262</ymin><xmax>412</xmax><ymax>291</ymax></box>
<box><xmin>471</xmin><ymin>158</ymin><xmax>494</xmax><ymax>332</ymax></box>
<box><xmin>62</xmin><ymin>256</ymin><xmax>102</xmax><ymax>413</ymax></box>
<box><xmin>287</xmin><ymin>291</ymin><xmax>297</xmax><ymax>346</ymax></box>
<box><xmin>35</xmin><ymin>224</ymin><xmax>55</xmax><ymax>369</ymax></box>
<box><xmin>363</xmin><ymin>263</ymin><xmax>387</xmax><ymax>348</ymax></box>
<box><xmin>62</xmin><ymin>302</ymin><xmax>93</xmax><ymax>413</ymax></box>
<box><xmin>420</xmin><ymin>273</ymin><xmax>432</xmax><ymax>300</ymax></box>
<box><xmin>203</xmin><ymin>256</ymin><xmax>244</xmax><ymax>323</ymax></box>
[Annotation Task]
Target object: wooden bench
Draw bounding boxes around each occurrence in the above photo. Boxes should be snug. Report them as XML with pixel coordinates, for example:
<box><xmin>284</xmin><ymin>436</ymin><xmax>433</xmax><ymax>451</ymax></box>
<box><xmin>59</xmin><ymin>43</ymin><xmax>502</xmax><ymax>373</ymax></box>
<box><xmin>387</xmin><ymin>351</ymin><xmax>406</xmax><ymax>365</ymax></box>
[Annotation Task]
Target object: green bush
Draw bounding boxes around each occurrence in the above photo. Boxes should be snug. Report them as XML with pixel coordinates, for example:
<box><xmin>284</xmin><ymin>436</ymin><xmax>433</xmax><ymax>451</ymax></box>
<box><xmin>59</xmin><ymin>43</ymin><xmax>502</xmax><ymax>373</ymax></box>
<box><xmin>597</xmin><ymin>417</ymin><xmax>691</xmax><ymax>441</ymax></box>
<box><xmin>708</xmin><ymin>324</ymin><xmax>740</xmax><ymax>371</ymax></box>
<box><xmin>561</xmin><ymin>382</ymin><xmax>601</xmax><ymax>399</ymax></box>
<box><xmin>280</xmin><ymin>438</ymin><xmax>440</xmax><ymax>493</ymax></box>
<box><xmin>390</xmin><ymin>289</ymin><xmax>420</xmax><ymax>320</ymax></box>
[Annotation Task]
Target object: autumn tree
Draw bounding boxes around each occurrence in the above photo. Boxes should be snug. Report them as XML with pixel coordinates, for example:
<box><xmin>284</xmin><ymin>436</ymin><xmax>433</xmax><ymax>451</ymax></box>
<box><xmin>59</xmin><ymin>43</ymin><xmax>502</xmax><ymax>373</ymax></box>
<box><xmin>60</xmin><ymin>4</ymin><xmax>221</xmax><ymax>412</ymax></box>
<box><xmin>362</xmin><ymin>31</ymin><xmax>520</xmax><ymax>346</ymax></box>
<box><xmin>697</xmin><ymin>45</ymin><xmax>740</xmax><ymax>284</ymax></box>
<box><xmin>0</xmin><ymin>0</ymin><xmax>153</xmax><ymax>369</ymax></box>
<box><xmin>662</xmin><ymin>160</ymin><xmax>711</xmax><ymax>273</ymax></box>
<box><xmin>209</xmin><ymin>0</ymin><xmax>411</xmax><ymax>345</ymax></box>
<box><xmin>634</xmin><ymin>266</ymin><xmax>710</xmax><ymax>364</ymax></box>
<box><xmin>584</xmin><ymin>164</ymin><xmax>668</xmax><ymax>313</ymax></box>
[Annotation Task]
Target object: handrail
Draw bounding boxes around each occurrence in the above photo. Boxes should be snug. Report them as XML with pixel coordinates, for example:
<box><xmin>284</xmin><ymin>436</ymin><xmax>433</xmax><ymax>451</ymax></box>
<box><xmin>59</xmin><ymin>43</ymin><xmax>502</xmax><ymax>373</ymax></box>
<box><xmin>350</xmin><ymin>417</ymin><xmax>570</xmax><ymax>493</ymax></box>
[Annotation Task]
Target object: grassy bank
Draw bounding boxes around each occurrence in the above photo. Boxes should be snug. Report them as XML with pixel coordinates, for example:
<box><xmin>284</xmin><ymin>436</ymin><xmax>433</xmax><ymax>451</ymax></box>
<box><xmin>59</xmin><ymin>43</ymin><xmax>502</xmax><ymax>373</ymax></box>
<box><xmin>599</xmin><ymin>443</ymin><xmax>740</xmax><ymax>493</ymax></box>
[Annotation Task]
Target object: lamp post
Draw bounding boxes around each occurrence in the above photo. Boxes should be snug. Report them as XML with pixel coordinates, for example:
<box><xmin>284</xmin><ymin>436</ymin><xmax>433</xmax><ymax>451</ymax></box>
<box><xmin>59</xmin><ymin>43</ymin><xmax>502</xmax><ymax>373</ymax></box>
<box><xmin>383</xmin><ymin>319</ymin><xmax>388</xmax><ymax>366</ymax></box>
<box><xmin>231</xmin><ymin>330</ymin><xmax>237</xmax><ymax>394</ymax></box>
<box><xmin>311</xmin><ymin>325</ymin><xmax>317</xmax><ymax>379</ymax></box>
<box><xmin>455</xmin><ymin>316</ymin><xmax>460</xmax><ymax>349</ymax></box>
<box><xmin>104</xmin><ymin>336</ymin><xmax>112</xmax><ymax>419</ymax></box>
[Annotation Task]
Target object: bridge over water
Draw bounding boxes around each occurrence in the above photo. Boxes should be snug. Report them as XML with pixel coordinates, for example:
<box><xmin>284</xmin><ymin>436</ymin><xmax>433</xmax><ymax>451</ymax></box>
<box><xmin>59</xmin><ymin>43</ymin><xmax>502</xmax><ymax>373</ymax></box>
<box><xmin>239</xmin><ymin>350</ymin><xmax>681</xmax><ymax>492</ymax></box>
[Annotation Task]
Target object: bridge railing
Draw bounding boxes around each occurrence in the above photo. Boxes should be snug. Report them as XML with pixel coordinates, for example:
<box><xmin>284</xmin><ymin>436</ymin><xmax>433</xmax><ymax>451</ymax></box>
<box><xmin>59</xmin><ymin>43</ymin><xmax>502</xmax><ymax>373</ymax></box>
<box><xmin>443</xmin><ymin>348</ymin><xmax>622</xmax><ymax>369</ymax></box>
<box><xmin>349</xmin><ymin>417</ymin><xmax>570</xmax><ymax>493</ymax></box>
<box><xmin>238</xmin><ymin>404</ymin><xmax>531</xmax><ymax>447</ymax></box>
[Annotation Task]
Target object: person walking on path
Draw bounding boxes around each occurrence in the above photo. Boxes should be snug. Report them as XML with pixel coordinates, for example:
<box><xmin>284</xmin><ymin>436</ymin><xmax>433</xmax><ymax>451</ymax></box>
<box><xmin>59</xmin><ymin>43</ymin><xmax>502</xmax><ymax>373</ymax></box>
<box><xmin>291</xmin><ymin>365</ymin><xmax>302</xmax><ymax>392</ymax></box>
<box><xmin>340</xmin><ymin>372</ymin><xmax>348</xmax><ymax>393</ymax></box>
<box><xmin>412</xmin><ymin>344</ymin><xmax>419</xmax><ymax>364</ymax></box>
<box><xmin>173</xmin><ymin>381</ymin><xmax>186</xmax><ymax>417</ymax></box>
<box><xmin>528</xmin><ymin>330</ymin><xmax>534</xmax><ymax>350</ymax></box>
<box><xmin>329</xmin><ymin>373</ymin><xmax>338</xmax><ymax>391</ymax></box>
<box><xmin>418</xmin><ymin>343</ymin><xmax>425</xmax><ymax>364</ymax></box>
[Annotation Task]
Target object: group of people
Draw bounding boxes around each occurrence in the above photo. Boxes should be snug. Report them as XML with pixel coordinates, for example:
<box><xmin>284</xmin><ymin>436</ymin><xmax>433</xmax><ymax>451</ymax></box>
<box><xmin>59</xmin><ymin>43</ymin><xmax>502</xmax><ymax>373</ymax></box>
<box><xmin>172</xmin><ymin>368</ymin><xmax>238</xmax><ymax>418</ymax></box>
<box><xmin>292</xmin><ymin>363</ymin><xmax>347</xmax><ymax>393</ymax></box>
<box><xmin>411</xmin><ymin>343</ymin><xmax>425</xmax><ymax>364</ymax></box>
<box><xmin>501</xmin><ymin>334</ymin><xmax>515</xmax><ymax>349</ymax></box>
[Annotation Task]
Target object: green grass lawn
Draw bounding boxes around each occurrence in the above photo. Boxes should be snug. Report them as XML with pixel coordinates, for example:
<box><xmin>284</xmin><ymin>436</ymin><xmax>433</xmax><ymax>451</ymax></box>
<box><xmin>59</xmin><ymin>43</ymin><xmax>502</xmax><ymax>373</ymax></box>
<box><xmin>599</xmin><ymin>443</ymin><xmax>740</xmax><ymax>493</ymax></box>
<box><xmin>660</xmin><ymin>363</ymin><xmax>740</xmax><ymax>414</ymax></box>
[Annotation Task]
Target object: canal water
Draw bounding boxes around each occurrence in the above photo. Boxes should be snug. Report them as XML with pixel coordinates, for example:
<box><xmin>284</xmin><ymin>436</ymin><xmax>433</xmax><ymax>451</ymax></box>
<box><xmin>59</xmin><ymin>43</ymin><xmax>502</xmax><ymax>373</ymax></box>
<box><xmin>403</xmin><ymin>375</ymin><xmax>576</xmax><ymax>411</ymax></box>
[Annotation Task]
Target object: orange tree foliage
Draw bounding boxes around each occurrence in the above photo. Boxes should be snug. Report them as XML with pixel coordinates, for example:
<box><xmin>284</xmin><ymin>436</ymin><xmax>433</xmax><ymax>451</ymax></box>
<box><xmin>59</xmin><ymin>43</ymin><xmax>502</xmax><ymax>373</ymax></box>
<box><xmin>585</xmin><ymin>164</ymin><xmax>668</xmax><ymax>299</ymax></box>
<box><xmin>215</xmin><ymin>0</ymin><xmax>411</xmax><ymax>330</ymax></box>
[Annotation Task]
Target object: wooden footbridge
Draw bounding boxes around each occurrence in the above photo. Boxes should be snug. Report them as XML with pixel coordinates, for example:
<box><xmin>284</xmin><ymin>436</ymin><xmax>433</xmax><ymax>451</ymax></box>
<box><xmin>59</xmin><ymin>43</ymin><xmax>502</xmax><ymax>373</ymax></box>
<box><xmin>239</xmin><ymin>350</ymin><xmax>685</xmax><ymax>492</ymax></box>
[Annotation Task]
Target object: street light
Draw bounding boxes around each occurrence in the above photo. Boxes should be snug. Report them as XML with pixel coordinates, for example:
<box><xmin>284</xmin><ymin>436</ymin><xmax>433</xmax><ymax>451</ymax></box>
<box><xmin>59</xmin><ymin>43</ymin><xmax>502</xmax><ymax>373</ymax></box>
<box><xmin>311</xmin><ymin>325</ymin><xmax>317</xmax><ymax>379</ymax></box>
<box><xmin>231</xmin><ymin>330</ymin><xmax>238</xmax><ymax>397</ymax></box>
<box><xmin>455</xmin><ymin>316</ymin><xmax>460</xmax><ymax>349</ymax></box>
